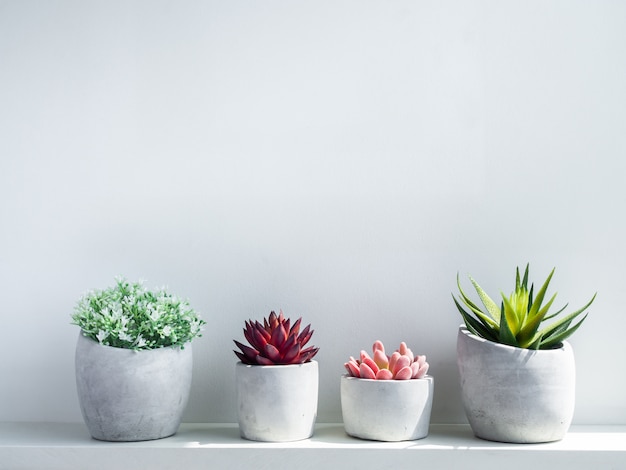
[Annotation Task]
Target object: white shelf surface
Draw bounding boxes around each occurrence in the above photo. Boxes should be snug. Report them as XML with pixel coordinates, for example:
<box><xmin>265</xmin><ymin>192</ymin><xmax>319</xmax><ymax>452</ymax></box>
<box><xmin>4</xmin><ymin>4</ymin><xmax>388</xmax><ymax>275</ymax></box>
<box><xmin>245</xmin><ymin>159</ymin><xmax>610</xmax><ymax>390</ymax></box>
<box><xmin>1</xmin><ymin>422</ymin><xmax>625</xmax><ymax>470</ymax></box>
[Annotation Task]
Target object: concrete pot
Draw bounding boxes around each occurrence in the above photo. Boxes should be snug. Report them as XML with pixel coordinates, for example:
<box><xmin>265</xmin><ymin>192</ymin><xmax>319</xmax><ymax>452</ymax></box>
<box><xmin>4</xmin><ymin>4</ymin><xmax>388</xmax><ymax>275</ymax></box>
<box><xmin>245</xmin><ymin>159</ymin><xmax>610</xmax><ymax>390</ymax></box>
<box><xmin>457</xmin><ymin>326</ymin><xmax>575</xmax><ymax>443</ymax></box>
<box><xmin>340</xmin><ymin>375</ymin><xmax>434</xmax><ymax>441</ymax></box>
<box><xmin>75</xmin><ymin>332</ymin><xmax>193</xmax><ymax>441</ymax></box>
<box><xmin>236</xmin><ymin>360</ymin><xmax>318</xmax><ymax>442</ymax></box>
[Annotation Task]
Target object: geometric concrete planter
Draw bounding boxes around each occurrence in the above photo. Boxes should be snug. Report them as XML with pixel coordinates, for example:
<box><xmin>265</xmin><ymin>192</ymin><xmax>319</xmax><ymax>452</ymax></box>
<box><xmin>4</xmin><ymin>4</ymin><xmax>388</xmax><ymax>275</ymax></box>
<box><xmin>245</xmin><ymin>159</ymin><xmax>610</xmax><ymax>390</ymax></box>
<box><xmin>236</xmin><ymin>360</ymin><xmax>318</xmax><ymax>442</ymax></box>
<box><xmin>341</xmin><ymin>374</ymin><xmax>434</xmax><ymax>441</ymax></box>
<box><xmin>457</xmin><ymin>326</ymin><xmax>576</xmax><ymax>443</ymax></box>
<box><xmin>75</xmin><ymin>333</ymin><xmax>193</xmax><ymax>442</ymax></box>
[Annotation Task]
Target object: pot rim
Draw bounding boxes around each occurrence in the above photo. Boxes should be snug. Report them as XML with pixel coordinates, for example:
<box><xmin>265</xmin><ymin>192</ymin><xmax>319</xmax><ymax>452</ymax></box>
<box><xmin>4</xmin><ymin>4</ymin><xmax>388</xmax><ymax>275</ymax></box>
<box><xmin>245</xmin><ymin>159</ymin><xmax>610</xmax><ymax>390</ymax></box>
<box><xmin>458</xmin><ymin>324</ymin><xmax>570</xmax><ymax>353</ymax></box>
<box><xmin>341</xmin><ymin>374</ymin><xmax>433</xmax><ymax>383</ymax></box>
<box><xmin>236</xmin><ymin>360</ymin><xmax>318</xmax><ymax>369</ymax></box>
<box><xmin>77</xmin><ymin>331</ymin><xmax>192</xmax><ymax>353</ymax></box>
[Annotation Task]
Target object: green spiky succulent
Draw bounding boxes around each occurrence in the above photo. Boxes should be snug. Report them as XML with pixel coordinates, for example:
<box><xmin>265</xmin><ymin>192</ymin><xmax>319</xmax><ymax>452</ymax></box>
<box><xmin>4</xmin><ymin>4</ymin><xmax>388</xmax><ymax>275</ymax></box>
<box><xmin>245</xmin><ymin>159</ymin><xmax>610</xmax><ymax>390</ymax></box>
<box><xmin>453</xmin><ymin>264</ymin><xmax>596</xmax><ymax>350</ymax></box>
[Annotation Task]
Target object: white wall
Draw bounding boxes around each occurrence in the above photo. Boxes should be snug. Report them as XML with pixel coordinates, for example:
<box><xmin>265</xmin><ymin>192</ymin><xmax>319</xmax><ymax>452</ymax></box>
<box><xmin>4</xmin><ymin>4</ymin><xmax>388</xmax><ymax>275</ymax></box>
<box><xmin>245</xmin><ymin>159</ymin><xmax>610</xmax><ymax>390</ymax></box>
<box><xmin>1</xmin><ymin>0</ymin><xmax>625</xmax><ymax>425</ymax></box>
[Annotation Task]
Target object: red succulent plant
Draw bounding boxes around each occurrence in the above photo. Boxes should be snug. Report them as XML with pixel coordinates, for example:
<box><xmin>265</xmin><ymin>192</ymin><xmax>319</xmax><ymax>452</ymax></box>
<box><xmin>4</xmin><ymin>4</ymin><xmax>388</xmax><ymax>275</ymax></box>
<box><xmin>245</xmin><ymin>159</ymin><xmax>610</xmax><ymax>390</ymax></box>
<box><xmin>234</xmin><ymin>310</ymin><xmax>319</xmax><ymax>365</ymax></box>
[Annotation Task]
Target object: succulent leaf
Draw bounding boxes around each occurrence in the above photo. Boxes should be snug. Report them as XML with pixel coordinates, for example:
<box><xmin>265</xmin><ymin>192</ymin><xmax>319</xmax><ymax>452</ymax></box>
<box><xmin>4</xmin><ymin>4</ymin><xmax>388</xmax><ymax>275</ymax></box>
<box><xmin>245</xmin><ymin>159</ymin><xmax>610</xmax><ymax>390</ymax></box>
<box><xmin>359</xmin><ymin>362</ymin><xmax>376</xmax><ymax>379</ymax></box>
<box><xmin>469</xmin><ymin>277</ymin><xmax>502</xmax><ymax>324</ymax></box>
<box><xmin>362</xmin><ymin>355</ymin><xmax>380</xmax><ymax>375</ymax></box>
<box><xmin>345</xmin><ymin>359</ymin><xmax>360</xmax><ymax>377</ymax></box>
<box><xmin>375</xmin><ymin>369</ymin><xmax>393</xmax><ymax>380</ymax></box>
<box><xmin>394</xmin><ymin>366</ymin><xmax>413</xmax><ymax>380</ymax></box>
<box><xmin>373</xmin><ymin>349</ymin><xmax>389</xmax><ymax>370</ymax></box>
<box><xmin>264</xmin><ymin>343</ymin><xmax>281</xmax><ymax>362</ymax></box>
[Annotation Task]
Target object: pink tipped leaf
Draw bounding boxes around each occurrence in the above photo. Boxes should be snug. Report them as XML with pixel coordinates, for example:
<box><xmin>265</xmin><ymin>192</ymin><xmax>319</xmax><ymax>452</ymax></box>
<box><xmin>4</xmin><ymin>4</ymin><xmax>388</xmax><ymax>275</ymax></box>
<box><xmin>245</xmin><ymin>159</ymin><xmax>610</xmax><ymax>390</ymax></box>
<box><xmin>375</xmin><ymin>369</ymin><xmax>393</xmax><ymax>380</ymax></box>
<box><xmin>417</xmin><ymin>362</ymin><xmax>429</xmax><ymax>378</ymax></box>
<box><xmin>388</xmin><ymin>351</ymin><xmax>401</xmax><ymax>373</ymax></box>
<box><xmin>373</xmin><ymin>349</ymin><xmax>389</xmax><ymax>370</ymax></box>
<box><xmin>394</xmin><ymin>366</ymin><xmax>413</xmax><ymax>380</ymax></box>
<box><xmin>361</xmin><ymin>355</ymin><xmax>379</xmax><ymax>375</ymax></box>
<box><xmin>345</xmin><ymin>360</ymin><xmax>360</xmax><ymax>377</ymax></box>
<box><xmin>372</xmin><ymin>340</ymin><xmax>385</xmax><ymax>354</ymax></box>
<box><xmin>392</xmin><ymin>355</ymin><xmax>411</xmax><ymax>376</ymax></box>
<box><xmin>359</xmin><ymin>362</ymin><xmax>376</xmax><ymax>379</ymax></box>
<box><xmin>397</xmin><ymin>342</ymin><xmax>415</xmax><ymax>362</ymax></box>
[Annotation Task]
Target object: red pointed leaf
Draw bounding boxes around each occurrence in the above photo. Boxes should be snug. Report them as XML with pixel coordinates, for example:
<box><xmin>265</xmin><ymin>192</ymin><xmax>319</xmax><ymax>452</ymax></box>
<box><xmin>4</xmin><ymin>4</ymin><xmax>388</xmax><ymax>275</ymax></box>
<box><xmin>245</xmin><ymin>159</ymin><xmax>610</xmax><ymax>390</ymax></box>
<box><xmin>299</xmin><ymin>347</ymin><xmax>319</xmax><ymax>363</ymax></box>
<box><xmin>256</xmin><ymin>355</ymin><xmax>275</xmax><ymax>365</ymax></box>
<box><xmin>270</xmin><ymin>323</ymin><xmax>288</xmax><ymax>348</ymax></box>
<box><xmin>290</xmin><ymin>317</ymin><xmax>302</xmax><ymax>337</ymax></box>
<box><xmin>251</xmin><ymin>328</ymin><xmax>268</xmax><ymax>350</ymax></box>
<box><xmin>234</xmin><ymin>351</ymin><xmax>252</xmax><ymax>364</ymax></box>
<box><xmin>282</xmin><ymin>332</ymin><xmax>297</xmax><ymax>353</ymax></box>
<box><xmin>234</xmin><ymin>340</ymin><xmax>259</xmax><ymax>362</ymax></box>
<box><xmin>281</xmin><ymin>343</ymin><xmax>301</xmax><ymax>364</ymax></box>
<box><xmin>254</xmin><ymin>321</ymin><xmax>271</xmax><ymax>342</ymax></box>
<box><xmin>264</xmin><ymin>343</ymin><xmax>281</xmax><ymax>362</ymax></box>
<box><xmin>268</xmin><ymin>311</ymin><xmax>279</xmax><ymax>329</ymax></box>
<box><xmin>297</xmin><ymin>324</ymin><xmax>312</xmax><ymax>346</ymax></box>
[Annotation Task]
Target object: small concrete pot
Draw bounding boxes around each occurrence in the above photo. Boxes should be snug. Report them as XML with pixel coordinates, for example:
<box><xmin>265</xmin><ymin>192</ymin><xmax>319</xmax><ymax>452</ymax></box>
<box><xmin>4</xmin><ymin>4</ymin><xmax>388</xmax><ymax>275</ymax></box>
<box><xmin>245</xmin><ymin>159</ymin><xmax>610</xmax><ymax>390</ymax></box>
<box><xmin>75</xmin><ymin>333</ymin><xmax>193</xmax><ymax>441</ymax></box>
<box><xmin>340</xmin><ymin>375</ymin><xmax>434</xmax><ymax>441</ymax></box>
<box><xmin>457</xmin><ymin>326</ymin><xmax>576</xmax><ymax>443</ymax></box>
<box><xmin>236</xmin><ymin>361</ymin><xmax>318</xmax><ymax>442</ymax></box>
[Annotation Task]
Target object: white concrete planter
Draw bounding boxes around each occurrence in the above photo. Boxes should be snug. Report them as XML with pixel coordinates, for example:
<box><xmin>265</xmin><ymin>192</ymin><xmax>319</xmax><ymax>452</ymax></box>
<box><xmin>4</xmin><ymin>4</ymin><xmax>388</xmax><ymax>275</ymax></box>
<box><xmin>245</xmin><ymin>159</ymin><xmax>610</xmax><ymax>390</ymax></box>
<box><xmin>457</xmin><ymin>326</ymin><xmax>576</xmax><ymax>443</ymax></box>
<box><xmin>340</xmin><ymin>375</ymin><xmax>434</xmax><ymax>441</ymax></box>
<box><xmin>236</xmin><ymin>361</ymin><xmax>318</xmax><ymax>442</ymax></box>
<box><xmin>75</xmin><ymin>333</ymin><xmax>193</xmax><ymax>442</ymax></box>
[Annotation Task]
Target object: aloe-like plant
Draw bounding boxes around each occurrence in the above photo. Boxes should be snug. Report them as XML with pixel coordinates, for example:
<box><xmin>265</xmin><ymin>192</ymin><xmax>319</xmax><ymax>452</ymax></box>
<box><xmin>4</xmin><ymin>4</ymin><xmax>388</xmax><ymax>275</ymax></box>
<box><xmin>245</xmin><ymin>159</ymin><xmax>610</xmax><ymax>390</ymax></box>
<box><xmin>344</xmin><ymin>341</ymin><xmax>429</xmax><ymax>380</ymax></box>
<box><xmin>234</xmin><ymin>310</ymin><xmax>319</xmax><ymax>365</ymax></box>
<box><xmin>453</xmin><ymin>264</ymin><xmax>596</xmax><ymax>350</ymax></box>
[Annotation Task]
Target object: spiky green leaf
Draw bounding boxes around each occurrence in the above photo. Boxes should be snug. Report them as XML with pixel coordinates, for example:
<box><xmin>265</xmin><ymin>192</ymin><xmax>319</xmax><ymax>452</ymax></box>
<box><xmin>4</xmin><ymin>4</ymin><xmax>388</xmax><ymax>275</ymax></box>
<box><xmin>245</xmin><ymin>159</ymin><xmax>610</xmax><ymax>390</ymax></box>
<box><xmin>469</xmin><ymin>276</ymin><xmax>501</xmax><ymax>324</ymax></box>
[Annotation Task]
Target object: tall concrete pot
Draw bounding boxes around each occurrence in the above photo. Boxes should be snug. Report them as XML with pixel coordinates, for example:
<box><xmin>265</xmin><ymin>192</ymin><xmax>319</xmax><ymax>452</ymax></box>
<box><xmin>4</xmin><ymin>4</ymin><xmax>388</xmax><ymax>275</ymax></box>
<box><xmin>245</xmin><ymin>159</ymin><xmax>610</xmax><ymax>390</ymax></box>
<box><xmin>341</xmin><ymin>375</ymin><xmax>434</xmax><ymax>441</ymax></box>
<box><xmin>457</xmin><ymin>326</ymin><xmax>575</xmax><ymax>443</ymax></box>
<box><xmin>236</xmin><ymin>360</ymin><xmax>318</xmax><ymax>442</ymax></box>
<box><xmin>75</xmin><ymin>333</ymin><xmax>193</xmax><ymax>441</ymax></box>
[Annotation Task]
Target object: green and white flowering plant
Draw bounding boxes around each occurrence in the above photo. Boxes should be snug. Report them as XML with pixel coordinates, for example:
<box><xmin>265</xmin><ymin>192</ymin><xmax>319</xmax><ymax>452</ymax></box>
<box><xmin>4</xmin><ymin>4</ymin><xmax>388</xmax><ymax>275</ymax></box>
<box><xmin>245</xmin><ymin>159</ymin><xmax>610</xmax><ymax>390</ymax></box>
<box><xmin>72</xmin><ymin>277</ymin><xmax>205</xmax><ymax>350</ymax></box>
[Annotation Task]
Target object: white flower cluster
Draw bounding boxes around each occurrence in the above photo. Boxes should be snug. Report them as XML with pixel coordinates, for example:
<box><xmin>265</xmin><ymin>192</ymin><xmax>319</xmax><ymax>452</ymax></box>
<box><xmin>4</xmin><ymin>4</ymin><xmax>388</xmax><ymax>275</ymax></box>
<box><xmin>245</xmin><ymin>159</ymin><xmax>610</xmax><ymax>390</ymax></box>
<box><xmin>72</xmin><ymin>277</ymin><xmax>205</xmax><ymax>350</ymax></box>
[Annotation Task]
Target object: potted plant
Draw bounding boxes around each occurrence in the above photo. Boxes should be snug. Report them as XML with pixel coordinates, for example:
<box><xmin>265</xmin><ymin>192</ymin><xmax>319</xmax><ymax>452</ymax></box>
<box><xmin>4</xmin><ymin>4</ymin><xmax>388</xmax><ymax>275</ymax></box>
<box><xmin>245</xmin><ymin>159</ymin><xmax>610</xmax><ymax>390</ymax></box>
<box><xmin>71</xmin><ymin>277</ymin><xmax>205</xmax><ymax>442</ymax></box>
<box><xmin>341</xmin><ymin>340</ymin><xmax>433</xmax><ymax>441</ymax></box>
<box><xmin>233</xmin><ymin>310</ymin><xmax>319</xmax><ymax>442</ymax></box>
<box><xmin>453</xmin><ymin>264</ymin><xmax>596</xmax><ymax>443</ymax></box>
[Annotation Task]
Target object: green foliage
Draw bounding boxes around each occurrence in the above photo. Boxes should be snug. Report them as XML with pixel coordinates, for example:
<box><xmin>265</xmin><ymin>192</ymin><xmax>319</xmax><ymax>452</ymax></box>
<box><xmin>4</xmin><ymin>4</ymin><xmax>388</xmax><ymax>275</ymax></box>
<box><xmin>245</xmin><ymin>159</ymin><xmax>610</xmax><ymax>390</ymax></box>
<box><xmin>71</xmin><ymin>277</ymin><xmax>205</xmax><ymax>350</ymax></box>
<box><xmin>453</xmin><ymin>264</ymin><xmax>595</xmax><ymax>350</ymax></box>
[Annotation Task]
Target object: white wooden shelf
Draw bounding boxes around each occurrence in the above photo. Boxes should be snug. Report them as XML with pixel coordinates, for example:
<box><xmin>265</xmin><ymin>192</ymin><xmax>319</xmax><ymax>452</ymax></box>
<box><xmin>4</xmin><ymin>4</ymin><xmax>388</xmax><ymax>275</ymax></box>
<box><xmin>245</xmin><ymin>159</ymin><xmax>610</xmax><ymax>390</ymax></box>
<box><xmin>1</xmin><ymin>422</ymin><xmax>625</xmax><ymax>470</ymax></box>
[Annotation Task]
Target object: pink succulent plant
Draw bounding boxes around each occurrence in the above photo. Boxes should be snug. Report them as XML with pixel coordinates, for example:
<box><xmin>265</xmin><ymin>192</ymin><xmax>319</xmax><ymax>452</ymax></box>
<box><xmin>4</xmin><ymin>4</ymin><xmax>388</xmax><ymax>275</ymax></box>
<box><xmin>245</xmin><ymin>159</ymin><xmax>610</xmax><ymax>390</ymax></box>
<box><xmin>344</xmin><ymin>340</ymin><xmax>429</xmax><ymax>380</ymax></box>
<box><xmin>234</xmin><ymin>310</ymin><xmax>319</xmax><ymax>365</ymax></box>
